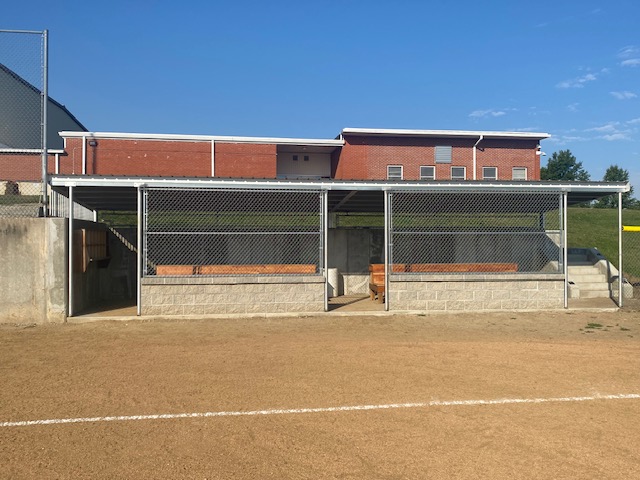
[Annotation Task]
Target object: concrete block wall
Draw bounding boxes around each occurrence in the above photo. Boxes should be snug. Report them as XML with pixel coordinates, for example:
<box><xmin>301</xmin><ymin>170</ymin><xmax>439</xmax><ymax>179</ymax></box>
<box><xmin>388</xmin><ymin>274</ymin><xmax>564</xmax><ymax>311</ymax></box>
<box><xmin>141</xmin><ymin>275</ymin><xmax>325</xmax><ymax>315</ymax></box>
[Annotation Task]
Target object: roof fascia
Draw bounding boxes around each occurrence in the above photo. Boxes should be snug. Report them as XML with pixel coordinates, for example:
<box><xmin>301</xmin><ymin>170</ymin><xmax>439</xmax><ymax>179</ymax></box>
<box><xmin>49</xmin><ymin>176</ymin><xmax>630</xmax><ymax>194</ymax></box>
<box><xmin>58</xmin><ymin>131</ymin><xmax>344</xmax><ymax>147</ymax></box>
<box><xmin>340</xmin><ymin>127</ymin><xmax>551</xmax><ymax>140</ymax></box>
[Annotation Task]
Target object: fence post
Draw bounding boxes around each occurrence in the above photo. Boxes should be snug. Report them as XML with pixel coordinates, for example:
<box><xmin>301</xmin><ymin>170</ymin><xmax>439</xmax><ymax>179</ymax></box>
<box><xmin>618</xmin><ymin>192</ymin><xmax>623</xmax><ymax>307</ymax></box>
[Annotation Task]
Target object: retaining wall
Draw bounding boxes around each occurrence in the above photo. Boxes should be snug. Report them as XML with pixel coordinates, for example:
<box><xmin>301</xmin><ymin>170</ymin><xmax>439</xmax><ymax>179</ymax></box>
<box><xmin>0</xmin><ymin>217</ymin><xmax>67</xmax><ymax>323</ymax></box>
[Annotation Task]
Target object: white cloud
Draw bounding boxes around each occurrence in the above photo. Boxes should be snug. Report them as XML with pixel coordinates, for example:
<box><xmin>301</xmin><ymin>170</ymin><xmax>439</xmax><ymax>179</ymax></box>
<box><xmin>601</xmin><ymin>133</ymin><xmax>631</xmax><ymax>141</ymax></box>
<box><xmin>610</xmin><ymin>91</ymin><xmax>637</xmax><ymax>100</ymax></box>
<box><xmin>621</xmin><ymin>59</ymin><xmax>640</xmax><ymax>67</ymax></box>
<box><xmin>586</xmin><ymin>123</ymin><xmax>620</xmax><ymax>133</ymax></box>
<box><xmin>556</xmin><ymin>73</ymin><xmax>598</xmax><ymax>88</ymax></box>
<box><xmin>618</xmin><ymin>46</ymin><xmax>639</xmax><ymax>58</ymax></box>
<box><xmin>567</xmin><ymin>103</ymin><xmax>580</xmax><ymax>112</ymax></box>
<box><xmin>468</xmin><ymin>109</ymin><xmax>507</xmax><ymax>118</ymax></box>
<box><xmin>627</xmin><ymin>117</ymin><xmax>640</xmax><ymax>125</ymax></box>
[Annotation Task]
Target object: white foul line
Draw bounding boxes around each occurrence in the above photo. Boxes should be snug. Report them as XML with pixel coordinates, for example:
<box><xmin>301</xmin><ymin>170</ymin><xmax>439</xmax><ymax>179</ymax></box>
<box><xmin>1</xmin><ymin>393</ymin><xmax>639</xmax><ymax>428</ymax></box>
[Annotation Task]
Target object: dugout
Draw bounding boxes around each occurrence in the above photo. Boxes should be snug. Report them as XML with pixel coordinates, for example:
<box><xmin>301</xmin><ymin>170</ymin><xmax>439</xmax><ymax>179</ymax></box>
<box><xmin>49</xmin><ymin>176</ymin><xmax>630</xmax><ymax>317</ymax></box>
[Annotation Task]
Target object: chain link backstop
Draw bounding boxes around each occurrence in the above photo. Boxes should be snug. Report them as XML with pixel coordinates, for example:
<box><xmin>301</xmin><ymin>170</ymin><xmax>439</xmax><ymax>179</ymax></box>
<box><xmin>622</xmin><ymin>220</ymin><xmax>640</xmax><ymax>306</ymax></box>
<box><xmin>144</xmin><ymin>188</ymin><xmax>324</xmax><ymax>276</ymax></box>
<box><xmin>390</xmin><ymin>191</ymin><xmax>563</xmax><ymax>273</ymax></box>
<box><xmin>0</xmin><ymin>29</ymin><xmax>48</xmax><ymax>217</ymax></box>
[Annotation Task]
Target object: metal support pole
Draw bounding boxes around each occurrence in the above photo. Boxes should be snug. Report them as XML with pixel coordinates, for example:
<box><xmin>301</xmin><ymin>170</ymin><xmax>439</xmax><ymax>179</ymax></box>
<box><xmin>323</xmin><ymin>190</ymin><xmax>329</xmax><ymax>312</ymax></box>
<box><xmin>384</xmin><ymin>190</ymin><xmax>390</xmax><ymax>312</ymax></box>
<box><xmin>618</xmin><ymin>192</ymin><xmax>623</xmax><ymax>307</ymax></box>
<box><xmin>41</xmin><ymin>29</ymin><xmax>49</xmax><ymax>216</ymax></box>
<box><xmin>68</xmin><ymin>186</ymin><xmax>74</xmax><ymax>317</ymax></box>
<box><xmin>563</xmin><ymin>192</ymin><xmax>568</xmax><ymax>309</ymax></box>
<box><xmin>137</xmin><ymin>186</ymin><xmax>143</xmax><ymax>316</ymax></box>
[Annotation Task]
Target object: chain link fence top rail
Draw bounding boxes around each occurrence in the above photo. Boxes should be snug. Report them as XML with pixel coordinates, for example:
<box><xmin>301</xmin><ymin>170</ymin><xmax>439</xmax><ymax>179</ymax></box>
<box><xmin>389</xmin><ymin>191</ymin><xmax>563</xmax><ymax>274</ymax></box>
<box><xmin>144</xmin><ymin>188</ymin><xmax>324</xmax><ymax>276</ymax></box>
<box><xmin>0</xmin><ymin>30</ymin><xmax>46</xmax><ymax>217</ymax></box>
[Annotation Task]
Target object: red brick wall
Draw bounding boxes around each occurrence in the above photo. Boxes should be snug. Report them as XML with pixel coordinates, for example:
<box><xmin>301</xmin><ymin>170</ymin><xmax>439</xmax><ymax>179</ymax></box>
<box><xmin>60</xmin><ymin>138</ymin><xmax>211</xmax><ymax>176</ymax></box>
<box><xmin>336</xmin><ymin>135</ymin><xmax>540</xmax><ymax>181</ymax></box>
<box><xmin>57</xmin><ymin>138</ymin><xmax>277</xmax><ymax>178</ymax></box>
<box><xmin>214</xmin><ymin>143</ymin><xmax>276</xmax><ymax>178</ymax></box>
<box><xmin>0</xmin><ymin>153</ymin><xmax>56</xmax><ymax>181</ymax></box>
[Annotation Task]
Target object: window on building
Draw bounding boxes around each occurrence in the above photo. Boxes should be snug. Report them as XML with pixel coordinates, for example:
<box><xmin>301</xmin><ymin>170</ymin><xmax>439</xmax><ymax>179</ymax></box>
<box><xmin>293</xmin><ymin>155</ymin><xmax>298</xmax><ymax>161</ymax></box>
<box><xmin>420</xmin><ymin>165</ymin><xmax>436</xmax><ymax>180</ymax></box>
<box><xmin>512</xmin><ymin>167</ymin><xmax>527</xmax><ymax>180</ymax></box>
<box><xmin>303</xmin><ymin>155</ymin><xmax>309</xmax><ymax>161</ymax></box>
<box><xmin>451</xmin><ymin>166</ymin><xmax>466</xmax><ymax>180</ymax></box>
<box><xmin>482</xmin><ymin>166</ymin><xmax>498</xmax><ymax>180</ymax></box>
<box><xmin>435</xmin><ymin>146</ymin><xmax>452</xmax><ymax>163</ymax></box>
<box><xmin>387</xmin><ymin>165</ymin><xmax>403</xmax><ymax>180</ymax></box>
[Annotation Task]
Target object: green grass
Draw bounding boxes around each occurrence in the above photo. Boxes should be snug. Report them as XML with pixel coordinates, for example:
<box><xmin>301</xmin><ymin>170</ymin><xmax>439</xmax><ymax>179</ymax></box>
<box><xmin>568</xmin><ymin>207</ymin><xmax>640</xmax><ymax>277</ymax></box>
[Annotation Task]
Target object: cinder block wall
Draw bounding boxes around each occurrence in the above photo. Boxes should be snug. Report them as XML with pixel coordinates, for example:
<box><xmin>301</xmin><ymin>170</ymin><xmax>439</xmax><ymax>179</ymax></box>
<box><xmin>389</xmin><ymin>274</ymin><xmax>564</xmax><ymax>311</ymax></box>
<box><xmin>141</xmin><ymin>275</ymin><xmax>325</xmax><ymax>315</ymax></box>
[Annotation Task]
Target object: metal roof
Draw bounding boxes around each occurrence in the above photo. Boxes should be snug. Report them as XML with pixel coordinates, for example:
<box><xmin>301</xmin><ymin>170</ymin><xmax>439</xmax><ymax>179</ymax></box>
<box><xmin>340</xmin><ymin>127</ymin><xmax>551</xmax><ymax>140</ymax></box>
<box><xmin>50</xmin><ymin>175</ymin><xmax>629</xmax><ymax>213</ymax></box>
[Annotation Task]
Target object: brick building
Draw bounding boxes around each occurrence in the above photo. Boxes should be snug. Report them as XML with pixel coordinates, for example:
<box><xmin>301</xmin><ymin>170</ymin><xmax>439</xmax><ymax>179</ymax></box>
<box><xmin>54</xmin><ymin>128</ymin><xmax>548</xmax><ymax>182</ymax></box>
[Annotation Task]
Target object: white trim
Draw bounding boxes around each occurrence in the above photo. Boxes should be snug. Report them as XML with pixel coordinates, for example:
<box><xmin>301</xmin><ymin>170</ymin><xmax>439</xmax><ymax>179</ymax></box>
<box><xmin>81</xmin><ymin>135</ymin><xmax>86</xmax><ymax>175</ymax></box>
<box><xmin>60</xmin><ymin>130</ymin><xmax>345</xmax><ymax>147</ymax></box>
<box><xmin>211</xmin><ymin>139</ymin><xmax>215</xmax><ymax>177</ymax></box>
<box><xmin>49</xmin><ymin>176</ymin><xmax>631</xmax><ymax>194</ymax></box>
<box><xmin>342</xmin><ymin>127</ymin><xmax>550</xmax><ymax>140</ymax></box>
<box><xmin>0</xmin><ymin>148</ymin><xmax>64</xmax><ymax>154</ymax></box>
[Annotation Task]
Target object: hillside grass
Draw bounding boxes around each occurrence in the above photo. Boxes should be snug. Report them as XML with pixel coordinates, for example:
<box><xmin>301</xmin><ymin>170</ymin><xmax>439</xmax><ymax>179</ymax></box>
<box><xmin>568</xmin><ymin>207</ymin><xmax>640</xmax><ymax>277</ymax></box>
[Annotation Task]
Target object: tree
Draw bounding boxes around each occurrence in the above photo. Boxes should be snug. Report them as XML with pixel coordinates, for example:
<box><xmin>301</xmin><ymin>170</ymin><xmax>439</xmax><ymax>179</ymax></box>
<box><xmin>540</xmin><ymin>149</ymin><xmax>591</xmax><ymax>181</ymax></box>
<box><xmin>594</xmin><ymin>164</ymin><xmax>635</xmax><ymax>208</ymax></box>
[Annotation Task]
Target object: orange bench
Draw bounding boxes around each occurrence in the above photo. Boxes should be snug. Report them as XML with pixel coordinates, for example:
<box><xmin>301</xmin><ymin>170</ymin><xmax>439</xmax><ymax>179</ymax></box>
<box><xmin>156</xmin><ymin>264</ymin><xmax>317</xmax><ymax>275</ymax></box>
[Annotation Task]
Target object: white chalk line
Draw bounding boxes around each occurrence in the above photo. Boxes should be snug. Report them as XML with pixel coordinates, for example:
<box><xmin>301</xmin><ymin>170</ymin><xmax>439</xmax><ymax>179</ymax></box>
<box><xmin>2</xmin><ymin>393</ymin><xmax>639</xmax><ymax>428</ymax></box>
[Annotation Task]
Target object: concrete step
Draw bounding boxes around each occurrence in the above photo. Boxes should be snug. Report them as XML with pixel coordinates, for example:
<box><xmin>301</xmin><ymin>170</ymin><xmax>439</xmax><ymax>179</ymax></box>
<box><xmin>569</xmin><ymin>273</ymin><xmax>607</xmax><ymax>283</ymax></box>
<box><xmin>575</xmin><ymin>282</ymin><xmax>611</xmax><ymax>291</ymax></box>
<box><xmin>568</xmin><ymin>264</ymin><xmax>599</xmax><ymax>272</ymax></box>
<box><xmin>579</xmin><ymin>289</ymin><xmax>612</xmax><ymax>299</ymax></box>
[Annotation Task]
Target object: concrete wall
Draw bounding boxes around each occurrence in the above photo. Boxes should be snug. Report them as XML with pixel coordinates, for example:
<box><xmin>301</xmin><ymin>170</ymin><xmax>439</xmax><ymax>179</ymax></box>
<box><xmin>388</xmin><ymin>274</ymin><xmax>564</xmax><ymax>311</ymax></box>
<box><xmin>141</xmin><ymin>275</ymin><xmax>325</xmax><ymax>315</ymax></box>
<box><xmin>0</xmin><ymin>218</ymin><xmax>67</xmax><ymax>323</ymax></box>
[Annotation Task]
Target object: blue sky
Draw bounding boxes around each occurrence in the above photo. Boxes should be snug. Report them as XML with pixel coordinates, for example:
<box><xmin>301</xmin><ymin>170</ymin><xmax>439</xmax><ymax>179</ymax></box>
<box><xmin>3</xmin><ymin>0</ymin><xmax>639</xmax><ymax>193</ymax></box>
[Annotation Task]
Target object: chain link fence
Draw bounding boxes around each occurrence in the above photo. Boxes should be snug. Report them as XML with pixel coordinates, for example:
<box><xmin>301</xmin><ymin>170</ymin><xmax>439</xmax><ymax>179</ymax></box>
<box><xmin>144</xmin><ymin>188</ymin><xmax>324</xmax><ymax>276</ymax></box>
<box><xmin>0</xmin><ymin>30</ymin><xmax>47</xmax><ymax>217</ymax></box>
<box><xmin>390</xmin><ymin>191</ymin><xmax>563</xmax><ymax>273</ymax></box>
<box><xmin>622</xmin><ymin>215</ymin><xmax>640</xmax><ymax>307</ymax></box>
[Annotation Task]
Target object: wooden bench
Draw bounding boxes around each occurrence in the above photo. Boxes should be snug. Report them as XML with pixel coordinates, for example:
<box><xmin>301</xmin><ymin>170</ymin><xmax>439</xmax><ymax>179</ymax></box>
<box><xmin>156</xmin><ymin>264</ymin><xmax>317</xmax><ymax>276</ymax></box>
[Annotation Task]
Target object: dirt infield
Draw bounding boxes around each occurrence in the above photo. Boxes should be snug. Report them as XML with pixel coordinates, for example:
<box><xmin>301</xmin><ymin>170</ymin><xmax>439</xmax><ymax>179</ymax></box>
<box><xmin>1</xmin><ymin>310</ymin><xmax>639</xmax><ymax>479</ymax></box>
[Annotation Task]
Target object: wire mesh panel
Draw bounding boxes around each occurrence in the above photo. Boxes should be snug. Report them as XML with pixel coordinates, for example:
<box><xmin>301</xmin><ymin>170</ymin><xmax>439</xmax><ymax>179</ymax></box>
<box><xmin>622</xmin><ymin>222</ymin><xmax>640</xmax><ymax>305</ymax></box>
<box><xmin>390</xmin><ymin>191</ymin><xmax>563</xmax><ymax>273</ymax></box>
<box><xmin>0</xmin><ymin>30</ymin><xmax>47</xmax><ymax>217</ymax></box>
<box><xmin>144</xmin><ymin>188</ymin><xmax>323</xmax><ymax>276</ymax></box>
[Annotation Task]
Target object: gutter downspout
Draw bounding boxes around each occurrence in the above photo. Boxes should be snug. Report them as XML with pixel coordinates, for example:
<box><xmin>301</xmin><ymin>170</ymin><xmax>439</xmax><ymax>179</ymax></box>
<box><xmin>472</xmin><ymin>135</ymin><xmax>483</xmax><ymax>180</ymax></box>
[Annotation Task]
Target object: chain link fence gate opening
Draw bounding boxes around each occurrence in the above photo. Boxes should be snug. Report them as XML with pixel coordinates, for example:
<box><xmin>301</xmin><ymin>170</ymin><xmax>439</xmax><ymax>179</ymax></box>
<box><xmin>0</xmin><ymin>29</ymin><xmax>48</xmax><ymax>217</ymax></box>
<box><xmin>144</xmin><ymin>188</ymin><xmax>324</xmax><ymax>276</ymax></box>
<box><xmin>389</xmin><ymin>191</ymin><xmax>563</xmax><ymax>273</ymax></box>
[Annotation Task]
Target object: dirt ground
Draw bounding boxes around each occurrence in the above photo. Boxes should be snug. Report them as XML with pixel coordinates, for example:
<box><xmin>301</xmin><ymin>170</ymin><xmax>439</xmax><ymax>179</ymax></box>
<box><xmin>1</xmin><ymin>309</ymin><xmax>639</xmax><ymax>479</ymax></box>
